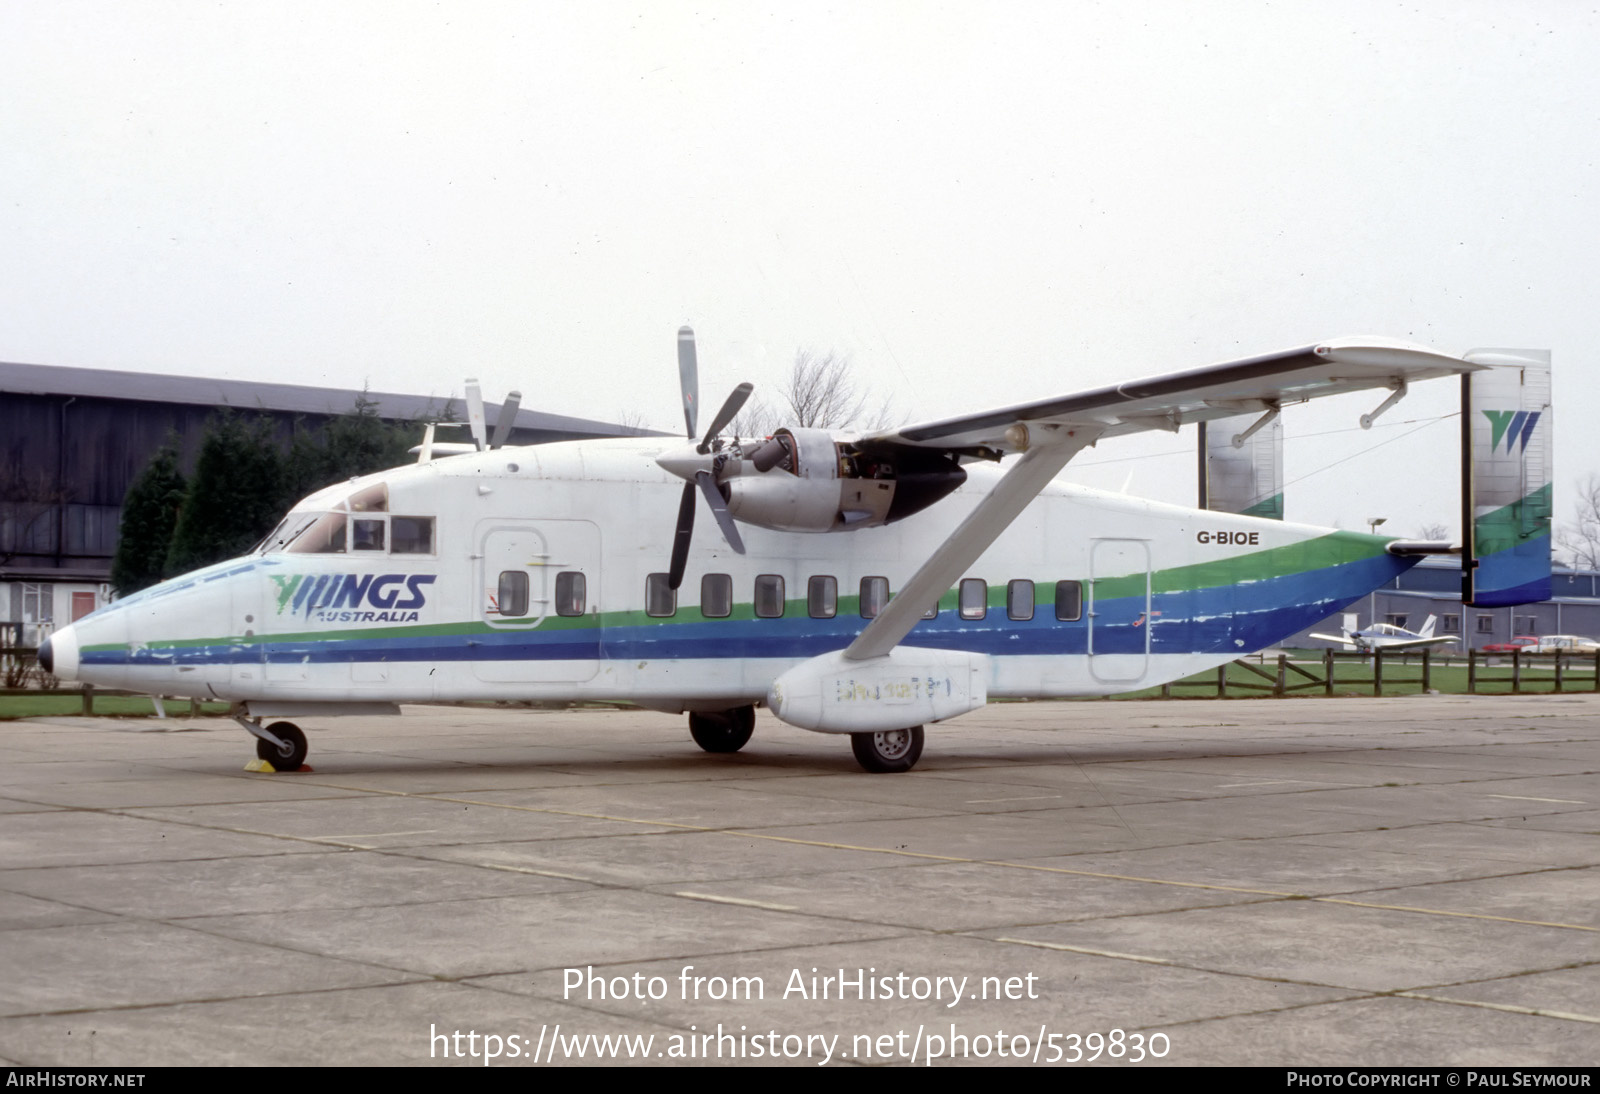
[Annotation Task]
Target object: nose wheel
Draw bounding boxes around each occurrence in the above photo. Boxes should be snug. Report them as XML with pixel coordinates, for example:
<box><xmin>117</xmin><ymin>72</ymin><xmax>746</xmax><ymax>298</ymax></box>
<box><xmin>850</xmin><ymin>726</ymin><xmax>924</xmax><ymax>773</ymax></box>
<box><xmin>237</xmin><ymin>717</ymin><xmax>308</xmax><ymax>772</ymax></box>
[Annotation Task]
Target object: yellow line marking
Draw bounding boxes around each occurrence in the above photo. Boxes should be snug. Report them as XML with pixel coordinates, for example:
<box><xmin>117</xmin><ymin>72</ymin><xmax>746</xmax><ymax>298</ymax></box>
<box><xmin>674</xmin><ymin>891</ymin><xmax>800</xmax><ymax>912</ymax></box>
<box><xmin>993</xmin><ymin>937</ymin><xmax>1172</xmax><ymax>965</ymax></box>
<box><xmin>1394</xmin><ymin>991</ymin><xmax>1600</xmax><ymax>1025</ymax></box>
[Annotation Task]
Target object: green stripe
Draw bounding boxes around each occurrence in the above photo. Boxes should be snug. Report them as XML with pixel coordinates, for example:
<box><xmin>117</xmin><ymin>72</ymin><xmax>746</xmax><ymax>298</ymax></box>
<box><xmin>1474</xmin><ymin>483</ymin><xmax>1553</xmax><ymax>555</ymax></box>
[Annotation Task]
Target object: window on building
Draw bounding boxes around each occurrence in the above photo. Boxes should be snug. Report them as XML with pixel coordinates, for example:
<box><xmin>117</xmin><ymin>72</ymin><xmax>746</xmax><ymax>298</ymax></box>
<box><xmin>497</xmin><ymin>571</ymin><xmax>529</xmax><ymax>617</ymax></box>
<box><xmin>1055</xmin><ymin>580</ymin><xmax>1083</xmax><ymax>621</ymax></box>
<box><xmin>808</xmin><ymin>575</ymin><xmax>837</xmax><ymax>619</ymax></box>
<box><xmin>1516</xmin><ymin>615</ymin><xmax>1538</xmax><ymax>633</ymax></box>
<box><xmin>1007</xmin><ymin>579</ymin><xmax>1035</xmax><ymax>621</ymax></box>
<box><xmin>1385</xmin><ymin>614</ymin><xmax>1409</xmax><ymax>629</ymax></box>
<box><xmin>1476</xmin><ymin>615</ymin><xmax>1495</xmax><ymax>634</ymax></box>
<box><xmin>646</xmin><ymin>573</ymin><xmax>676</xmax><ymax>617</ymax></box>
<box><xmin>754</xmin><ymin>575</ymin><xmax>785</xmax><ymax>618</ymax></box>
<box><xmin>21</xmin><ymin>583</ymin><xmax>52</xmax><ymax>623</ymax></box>
<box><xmin>701</xmin><ymin>573</ymin><xmax>732</xmax><ymax>618</ymax></box>
<box><xmin>1441</xmin><ymin>614</ymin><xmax>1460</xmax><ymax>633</ymax></box>
<box><xmin>555</xmin><ymin>572</ymin><xmax>586</xmax><ymax>616</ymax></box>
<box><xmin>959</xmin><ymin>578</ymin><xmax>988</xmax><ymax>620</ymax></box>
<box><xmin>860</xmin><ymin>576</ymin><xmax>889</xmax><ymax>619</ymax></box>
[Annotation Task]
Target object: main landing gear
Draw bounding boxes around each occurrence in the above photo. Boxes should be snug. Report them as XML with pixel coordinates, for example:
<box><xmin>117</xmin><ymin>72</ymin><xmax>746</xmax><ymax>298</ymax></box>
<box><xmin>850</xmin><ymin>725</ymin><xmax>924</xmax><ymax>774</ymax></box>
<box><xmin>237</xmin><ymin>716</ymin><xmax>308</xmax><ymax>772</ymax></box>
<box><xmin>687</xmin><ymin>705</ymin><xmax>756</xmax><ymax>753</ymax></box>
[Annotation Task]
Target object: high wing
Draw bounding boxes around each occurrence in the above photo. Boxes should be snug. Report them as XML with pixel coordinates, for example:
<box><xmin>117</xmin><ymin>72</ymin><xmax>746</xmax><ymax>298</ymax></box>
<box><xmin>1308</xmin><ymin>632</ymin><xmax>1358</xmax><ymax>646</ymax></box>
<box><xmin>844</xmin><ymin>338</ymin><xmax>1483</xmax><ymax>662</ymax></box>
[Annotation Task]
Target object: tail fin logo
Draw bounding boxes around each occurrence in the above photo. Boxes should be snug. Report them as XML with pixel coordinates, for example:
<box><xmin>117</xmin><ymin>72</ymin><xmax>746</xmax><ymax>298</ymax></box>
<box><xmin>1483</xmin><ymin>410</ymin><xmax>1541</xmax><ymax>454</ymax></box>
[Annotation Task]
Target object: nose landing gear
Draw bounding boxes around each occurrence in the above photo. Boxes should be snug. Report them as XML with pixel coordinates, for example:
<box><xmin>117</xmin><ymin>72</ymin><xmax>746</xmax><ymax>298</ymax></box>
<box><xmin>236</xmin><ymin>716</ymin><xmax>308</xmax><ymax>772</ymax></box>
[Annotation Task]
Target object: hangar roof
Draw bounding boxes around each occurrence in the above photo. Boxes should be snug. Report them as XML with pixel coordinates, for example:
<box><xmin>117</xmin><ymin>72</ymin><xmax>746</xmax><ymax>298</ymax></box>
<box><xmin>0</xmin><ymin>360</ymin><xmax>659</xmax><ymax>439</ymax></box>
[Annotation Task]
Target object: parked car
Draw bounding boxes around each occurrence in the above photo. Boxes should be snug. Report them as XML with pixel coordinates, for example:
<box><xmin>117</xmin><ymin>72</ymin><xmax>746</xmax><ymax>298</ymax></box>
<box><xmin>1534</xmin><ymin>635</ymin><xmax>1600</xmax><ymax>654</ymax></box>
<box><xmin>1481</xmin><ymin>635</ymin><xmax>1539</xmax><ymax>653</ymax></box>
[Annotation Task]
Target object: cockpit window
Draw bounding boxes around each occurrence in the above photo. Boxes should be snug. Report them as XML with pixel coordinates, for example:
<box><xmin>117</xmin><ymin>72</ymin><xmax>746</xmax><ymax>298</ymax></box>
<box><xmin>348</xmin><ymin>482</ymin><xmax>388</xmax><ymax>513</ymax></box>
<box><xmin>256</xmin><ymin>513</ymin><xmax>318</xmax><ymax>554</ymax></box>
<box><xmin>288</xmin><ymin>510</ymin><xmax>348</xmax><ymax>554</ymax></box>
<box><xmin>351</xmin><ymin>518</ymin><xmax>386</xmax><ymax>552</ymax></box>
<box><xmin>391</xmin><ymin>516</ymin><xmax>434</xmax><ymax>554</ymax></box>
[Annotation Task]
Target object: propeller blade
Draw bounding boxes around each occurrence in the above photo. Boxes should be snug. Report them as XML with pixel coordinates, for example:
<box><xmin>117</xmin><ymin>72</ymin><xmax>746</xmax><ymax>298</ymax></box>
<box><xmin>490</xmin><ymin>390</ymin><xmax>521</xmax><ymax>450</ymax></box>
<box><xmin>696</xmin><ymin>470</ymin><xmax>746</xmax><ymax>554</ymax></box>
<box><xmin>699</xmin><ymin>382</ymin><xmax>753</xmax><ymax>453</ymax></box>
<box><xmin>464</xmin><ymin>379</ymin><xmax>487</xmax><ymax>452</ymax></box>
<box><xmin>678</xmin><ymin>326</ymin><xmax>698</xmax><ymax>440</ymax></box>
<box><xmin>668</xmin><ymin>481</ymin><xmax>696</xmax><ymax>590</ymax></box>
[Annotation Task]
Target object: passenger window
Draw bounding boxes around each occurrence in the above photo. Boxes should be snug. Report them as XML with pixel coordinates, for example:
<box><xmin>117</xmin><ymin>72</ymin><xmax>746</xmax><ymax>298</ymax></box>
<box><xmin>860</xmin><ymin>576</ymin><xmax>889</xmax><ymax>619</ymax></box>
<box><xmin>391</xmin><ymin>516</ymin><xmax>434</xmax><ymax>554</ymax></box>
<box><xmin>755</xmin><ymin>574</ymin><xmax>786</xmax><ymax>618</ymax></box>
<box><xmin>701</xmin><ymin>573</ymin><xmax>732</xmax><ymax>618</ymax></box>
<box><xmin>497</xmin><ymin>571</ymin><xmax>529</xmax><ymax>617</ymax></box>
<box><xmin>959</xmin><ymin>578</ymin><xmax>988</xmax><ymax>620</ymax></box>
<box><xmin>1055</xmin><ymin>580</ymin><xmax>1083</xmax><ymax>621</ymax></box>
<box><xmin>1008</xmin><ymin>579</ymin><xmax>1035</xmax><ymax>621</ymax></box>
<box><xmin>808</xmin><ymin>575</ymin><xmax>837</xmax><ymax>618</ymax></box>
<box><xmin>352</xmin><ymin>518</ymin><xmax>386</xmax><ymax>552</ymax></box>
<box><xmin>646</xmin><ymin>573</ymin><xmax>676</xmax><ymax>617</ymax></box>
<box><xmin>555</xmin><ymin>572</ymin><xmax>586</xmax><ymax>616</ymax></box>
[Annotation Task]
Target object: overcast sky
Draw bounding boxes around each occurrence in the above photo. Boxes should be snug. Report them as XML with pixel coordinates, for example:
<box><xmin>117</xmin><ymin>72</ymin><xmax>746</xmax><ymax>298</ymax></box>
<box><xmin>2</xmin><ymin>1</ymin><xmax>1594</xmax><ymax>536</ymax></box>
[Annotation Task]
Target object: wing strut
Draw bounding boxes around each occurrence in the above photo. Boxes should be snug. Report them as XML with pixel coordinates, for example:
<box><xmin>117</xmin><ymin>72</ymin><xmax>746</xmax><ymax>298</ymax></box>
<box><xmin>844</xmin><ymin>427</ymin><xmax>1102</xmax><ymax>662</ymax></box>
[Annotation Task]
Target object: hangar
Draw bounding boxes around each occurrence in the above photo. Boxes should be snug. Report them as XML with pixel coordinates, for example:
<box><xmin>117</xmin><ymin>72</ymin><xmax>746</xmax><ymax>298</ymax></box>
<box><xmin>0</xmin><ymin>361</ymin><xmax>644</xmax><ymax>643</ymax></box>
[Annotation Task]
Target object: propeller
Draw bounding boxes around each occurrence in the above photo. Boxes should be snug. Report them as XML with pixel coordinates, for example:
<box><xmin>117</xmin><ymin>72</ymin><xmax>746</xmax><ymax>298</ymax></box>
<box><xmin>662</xmin><ymin>326</ymin><xmax>753</xmax><ymax>588</ymax></box>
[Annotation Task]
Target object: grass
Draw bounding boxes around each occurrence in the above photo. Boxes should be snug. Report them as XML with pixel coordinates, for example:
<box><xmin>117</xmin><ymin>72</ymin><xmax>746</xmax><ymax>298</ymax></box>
<box><xmin>0</xmin><ymin>694</ymin><xmax>232</xmax><ymax>720</ymax></box>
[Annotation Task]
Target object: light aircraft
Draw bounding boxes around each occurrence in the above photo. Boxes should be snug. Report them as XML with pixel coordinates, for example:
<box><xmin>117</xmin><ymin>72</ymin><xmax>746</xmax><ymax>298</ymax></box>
<box><xmin>1308</xmin><ymin>614</ymin><xmax>1460</xmax><ymax>652</ymax></box>
<box><xmin>40</xmin><ymin>332</ymin><xmax>1519</xmax><ymax>773</ymax></box>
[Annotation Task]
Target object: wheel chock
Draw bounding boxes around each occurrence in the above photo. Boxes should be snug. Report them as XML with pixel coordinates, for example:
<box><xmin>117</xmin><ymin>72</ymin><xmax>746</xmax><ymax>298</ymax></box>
<box><xmin>243</xmin><ymin>758</ymin><xmax>314</xmax><ymax>774</ymax></box>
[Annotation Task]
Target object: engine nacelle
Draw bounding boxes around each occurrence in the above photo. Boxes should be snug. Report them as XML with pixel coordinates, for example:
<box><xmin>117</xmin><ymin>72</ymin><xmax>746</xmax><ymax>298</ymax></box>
<box><xmin>724</xmin><ymin>429</ymin><xmax>966</xmax><ymax>533</ymax></box>
<box><xmin>767</xmin><ymin>648</ymin><xmax>990</xmax><ymax>733</ymax></box>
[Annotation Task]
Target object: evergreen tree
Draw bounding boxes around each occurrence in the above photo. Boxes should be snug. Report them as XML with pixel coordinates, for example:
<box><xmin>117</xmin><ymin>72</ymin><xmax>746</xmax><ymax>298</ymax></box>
<box><xmin>165</xmin><ymin>414</ymin><xmax>285</xmax><ymax>575</ymax></box>
<box><xmin>110</xmin><ymin>445</ymin><xmax>186</xmax><ymax>595</ymax></box>
<box><xmin>281</xmin><ymin>393</ymin><xmax>420</xmax><ymax>503</ymax></box>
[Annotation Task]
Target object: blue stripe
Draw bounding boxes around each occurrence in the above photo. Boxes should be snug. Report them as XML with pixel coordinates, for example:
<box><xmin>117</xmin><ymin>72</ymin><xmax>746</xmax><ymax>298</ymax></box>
<box><xmin>83</xmin><ymin>553</ymin><xmax>1416</xmax><ymax>669</ymax></box>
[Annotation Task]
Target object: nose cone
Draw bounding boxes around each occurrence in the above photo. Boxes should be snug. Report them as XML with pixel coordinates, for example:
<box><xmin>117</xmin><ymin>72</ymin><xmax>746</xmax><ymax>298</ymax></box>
<box><xmin>655</xmin><ymin>443</ymin><xmax>713</xmax><ymax>483</ymax></box>
<box><xmin>39</xmin><ymin>626</ymin><xmax>79</xmax><ymax>680</ymax></box>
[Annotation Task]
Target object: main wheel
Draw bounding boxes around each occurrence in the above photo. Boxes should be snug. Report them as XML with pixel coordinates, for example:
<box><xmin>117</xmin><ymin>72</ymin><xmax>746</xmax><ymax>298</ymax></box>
<box><xmin>256</xmin><ymin>721</ymin><xmax>308</xmax><ymax>772</ymax></box>
<box><xmin>688</xmin><ymin>706</ymin><xmax>755</xmax><ymax>753</ymax></box>
<box><xmin>850</xmin><ymin>725</ymin><xmax>924</xmax><ymax>773</ymax></box>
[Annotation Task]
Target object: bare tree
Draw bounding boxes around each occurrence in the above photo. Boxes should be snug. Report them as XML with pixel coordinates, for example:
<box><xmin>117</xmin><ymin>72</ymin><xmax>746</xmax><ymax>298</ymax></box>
<box><xmin>0</xmin><ymin>466</ymin><xmax>72</xmax><ymax>564</ymax></box>
<box><xmin>1417</xmin><ymin>522</ymin><xmax>1450</xmax><ymax>540</ymax></box>
<box><xmin>731</xmin><ymin>349</ymin><xmax>898</xmax><ymax>437</ymax></box>
<box><xmin>1556</xmin><ymin>474</ymin><xmax>1600</xmax><ymax>569</ymax></box>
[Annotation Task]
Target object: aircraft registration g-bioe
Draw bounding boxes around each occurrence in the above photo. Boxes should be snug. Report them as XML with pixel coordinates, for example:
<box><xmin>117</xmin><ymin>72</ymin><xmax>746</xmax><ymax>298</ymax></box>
<box><xmin>41</xmin><ymin>332</ymin><xmax>1552</xmax><ymax>773</ymax></box>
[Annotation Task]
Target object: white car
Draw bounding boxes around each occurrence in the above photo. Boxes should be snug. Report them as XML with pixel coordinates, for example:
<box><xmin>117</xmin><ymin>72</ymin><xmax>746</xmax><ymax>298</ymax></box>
<box><xmin>1533</xmin><ymin>635</ymin><xmax>1600</xmax><ymax>654</ymax></box>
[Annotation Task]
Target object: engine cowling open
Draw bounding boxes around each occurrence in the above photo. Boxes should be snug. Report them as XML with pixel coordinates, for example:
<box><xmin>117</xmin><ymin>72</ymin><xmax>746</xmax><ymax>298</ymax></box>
<box><xmin>723</xmin><ymin>428</ymin><xmax>967</xmax><ymax>533</ymax></box>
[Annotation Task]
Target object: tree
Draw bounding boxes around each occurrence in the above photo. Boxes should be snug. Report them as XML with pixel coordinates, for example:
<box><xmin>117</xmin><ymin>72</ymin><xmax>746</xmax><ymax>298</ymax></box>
<box><xmin>0</xmin><ymin>465</ymin><xmax>71</xmax><ymax>564</ymax></box>
<box><xmin>111</xmin><ymin>445</ymin><xmax>186</xmax><ymax>595</ymax></box>
<box><xmin>1556</xmin><ymin>474</ymin><xmax>1600</xmax><ymax>570</ymax></box>
<box><xmin>281</xmin><ymin>393</ymin><xmax>418</xmax><ymax>503</ymax></box>
<box><xmin>731</xmin><ymin>348</ymin><xmax>897</xmax><ymax>437</ymax></box>
<box><xmin>165</xmin><ymin>414</ymin><xmax>285</xmax><ymax>576</ymax></box>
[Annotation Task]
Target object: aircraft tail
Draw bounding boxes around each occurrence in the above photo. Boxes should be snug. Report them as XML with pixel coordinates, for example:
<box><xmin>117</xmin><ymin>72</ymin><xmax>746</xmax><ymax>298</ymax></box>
<box><xmin>1419</xmin><ymin>614</ymin><xmax>1437</xmax><ymax>638</ymax></box>
<box><xmin>1462</xmin><ymin>350</ymin><xmax>1552</xmax><ymax>607</ymax></box>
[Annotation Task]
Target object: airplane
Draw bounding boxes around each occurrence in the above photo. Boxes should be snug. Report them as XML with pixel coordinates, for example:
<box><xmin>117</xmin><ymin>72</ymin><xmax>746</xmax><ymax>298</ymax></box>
<box><xmin>1308</xmin><ymin>613</ymin><xmax>1460</xmax><ymax>652</ymax></box>
<box><xmin>37</xmin><ymin>331</ymin><xmax>1542</xmax><ymax>774</ymax></box>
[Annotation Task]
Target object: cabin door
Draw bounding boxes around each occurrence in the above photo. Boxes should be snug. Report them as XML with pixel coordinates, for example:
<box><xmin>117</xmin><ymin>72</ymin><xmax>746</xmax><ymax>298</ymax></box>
<box><xmin>473</xmin><ymin>519</ymin><xmax>601</xmax><ymax>683</ymax></box>
<box><xmin>1088</xmin><ymin>538</ymin><xmax>1151</xmax><ymax>684</ymax></box>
